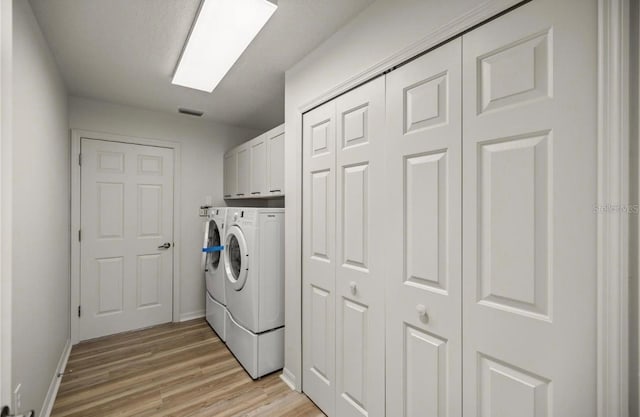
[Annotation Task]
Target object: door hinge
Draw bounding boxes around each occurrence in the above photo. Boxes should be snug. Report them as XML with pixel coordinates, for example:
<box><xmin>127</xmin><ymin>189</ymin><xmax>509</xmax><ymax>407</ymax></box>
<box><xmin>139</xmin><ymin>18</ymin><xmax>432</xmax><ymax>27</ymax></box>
<box><xmin>78</xmin><ymin>229</ymin><xmax>82</xmax><ymax>242</ymax></box>
<box><xmin>78</xmin><ymin>153</ymin><xmax>82</xmax><ymax>166</ymax></box>
<box><xmin>78</xmin><ymin>306</ymin><xmax>81</xmax><ymax>317</ymax></box>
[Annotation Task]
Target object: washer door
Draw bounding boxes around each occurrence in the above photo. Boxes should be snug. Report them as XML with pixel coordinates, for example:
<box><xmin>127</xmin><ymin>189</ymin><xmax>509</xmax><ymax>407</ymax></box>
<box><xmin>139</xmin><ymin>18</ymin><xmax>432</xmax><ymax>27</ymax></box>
<box><xmin>224</xmin><ymin>225</ymin><xmax>248</xmax><ymax>290</ymax></box>
<box><xmin>206</xmin><ymin>219</ymin><xmax>222</xmax><ymax>272</ymax></box>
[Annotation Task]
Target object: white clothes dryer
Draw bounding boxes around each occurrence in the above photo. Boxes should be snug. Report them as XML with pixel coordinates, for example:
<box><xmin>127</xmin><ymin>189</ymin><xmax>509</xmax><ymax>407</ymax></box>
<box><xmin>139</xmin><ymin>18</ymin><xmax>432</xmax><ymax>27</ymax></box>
<box><xmin>223</xmin><ymin>208</ymin><xmax>285</xmax><ymax>378</ymax></box>
<box><xmin>203</xmin><ymin>207</ymin><xmax>227</xmax><ymax>340</ymax></box>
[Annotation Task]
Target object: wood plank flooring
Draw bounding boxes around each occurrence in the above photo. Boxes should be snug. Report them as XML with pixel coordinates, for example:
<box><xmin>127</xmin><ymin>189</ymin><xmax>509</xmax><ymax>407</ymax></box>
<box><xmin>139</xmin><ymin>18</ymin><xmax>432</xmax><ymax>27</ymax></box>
<box><xmin>52</xmin><ymin>319</ymin><xmax>323</xmax><ymax>417</ymax></box>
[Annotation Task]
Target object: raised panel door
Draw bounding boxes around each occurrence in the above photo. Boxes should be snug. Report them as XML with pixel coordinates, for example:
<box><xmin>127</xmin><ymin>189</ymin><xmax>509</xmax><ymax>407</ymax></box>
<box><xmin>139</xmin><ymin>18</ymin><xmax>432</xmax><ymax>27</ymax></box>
<box><xmin>334</xmin><ymin>76</ymin><xmax>385</xmax><ymax>417</ymax></box>
<box><xmin>223</xmin><ymin>150</ymin><xmax>237</xmax><ymax>198</ymax></box>
<box><xmin>302</xmin><ymin>101</ymin><xmax>337</xmax><ymax>415</ymax></box>
<box><xmin>80</xmin><ymin>139</ymin><xmax>173</xmax><ymax>340</ymax></box>
<box><xmin>385</xmin><ymin>38</ymin><xmax>462</xmax><ymax>417</ymax></box>
<box><xmin>267</xmin><ymin>130</ymin><xmax>285</xmax><ymax>196</ymax></box>
<box><xmin>236</xmin><ymin>145</ymin><xmax>250</xmax><ymax>197</ymax></box>
<box><xmin>250</xmin><ymin>135</ymin><xmax>267</xmax><ymax>196</ymax></box>
<box><xmin>462</xmin><ymin>0</ymin><xmax>597</xmax><ymax>414</ymax></box>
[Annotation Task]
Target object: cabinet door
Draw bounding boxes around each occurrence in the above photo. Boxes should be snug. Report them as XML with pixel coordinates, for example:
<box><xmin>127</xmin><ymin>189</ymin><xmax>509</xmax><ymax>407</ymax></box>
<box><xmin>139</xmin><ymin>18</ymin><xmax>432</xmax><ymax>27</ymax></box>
<box><xmin>385</xmin><ymin>38</ymin><xmax>462</xmax><ymax>417</ymax></box>
<box><xmin>334</xmin><ymin>76</ymin><xmax>385</xmax><ymax>417</ymax></box>
<box><xmin>250</xmin><ymin>135</ymin><xmax>267</xmax><ymax>196</ymax></box>
<box><xmin>223</xmin><ymin>150</ymin><xmax>237</xmax><ymax>198</ymax></box>
<box><xmin>267</xmin><ymin>130</ymin><xmax>284</xmax><ymax>196</ymax></box>
<box><xmin>462</xmin><ymin>0</ymin><xmax>597</xmax><ymax>415</ymax></box>
<box><xmin>236</xmin><ymin>145</ymin><xmax>250</xmax><ymax>197</ymax></box>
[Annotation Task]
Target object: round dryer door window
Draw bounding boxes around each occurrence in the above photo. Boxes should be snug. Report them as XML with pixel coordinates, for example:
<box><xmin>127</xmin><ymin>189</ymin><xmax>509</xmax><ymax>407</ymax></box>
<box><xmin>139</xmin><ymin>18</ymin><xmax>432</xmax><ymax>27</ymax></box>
<box><xmin>224</xmin><ymin>226</ymin><xmax>248</xmax><ymax>290</ymax></box>
<box><xmin>206</xmin><ymin>220</ymin><xmax>221</xmax><ymax>270</ymax></box>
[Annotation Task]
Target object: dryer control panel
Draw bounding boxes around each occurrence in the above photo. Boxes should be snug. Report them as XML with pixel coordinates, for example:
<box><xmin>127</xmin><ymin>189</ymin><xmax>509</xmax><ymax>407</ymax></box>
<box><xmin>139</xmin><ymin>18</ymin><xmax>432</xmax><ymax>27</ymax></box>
<box><xmin>230</xmin><ymin>209</ymin><xmax>257</xmax><ymax>224</ymax></box>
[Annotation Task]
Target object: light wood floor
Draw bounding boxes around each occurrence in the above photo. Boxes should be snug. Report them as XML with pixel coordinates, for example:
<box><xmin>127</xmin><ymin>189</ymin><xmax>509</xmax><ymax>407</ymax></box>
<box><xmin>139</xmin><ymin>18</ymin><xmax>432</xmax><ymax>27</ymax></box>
<box><xmin>52</xmin><ymin>319</ymin><xmax>323</xmax><ymax>417</ymax></box>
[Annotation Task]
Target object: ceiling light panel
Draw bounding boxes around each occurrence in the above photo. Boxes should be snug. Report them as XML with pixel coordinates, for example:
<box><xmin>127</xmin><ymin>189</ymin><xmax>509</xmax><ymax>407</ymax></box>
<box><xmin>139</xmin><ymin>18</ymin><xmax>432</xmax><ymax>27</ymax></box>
<box><xmin>172</xmin><ymin>0</ymin><xmax>277</xmax><ymax>92</ymax></box>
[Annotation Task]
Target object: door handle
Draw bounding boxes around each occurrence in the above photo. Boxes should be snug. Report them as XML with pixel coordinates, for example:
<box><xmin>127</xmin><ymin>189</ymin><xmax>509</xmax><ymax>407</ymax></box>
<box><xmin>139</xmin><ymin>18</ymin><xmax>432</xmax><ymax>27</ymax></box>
<box><xmin>416</xmin><ymin>304</ymin><xmax>429</xmax><ymax>323</ymax></box>
<box><xmin>158</xmin><ymin>242</ymin><xmax>171</xmax><ymax>249</ymax></box>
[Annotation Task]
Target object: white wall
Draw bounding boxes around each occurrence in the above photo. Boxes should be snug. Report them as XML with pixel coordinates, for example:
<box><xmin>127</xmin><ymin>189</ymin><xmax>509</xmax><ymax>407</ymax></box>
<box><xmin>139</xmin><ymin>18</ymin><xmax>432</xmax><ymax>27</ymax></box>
<box><xmin>69</xmin><ymin>97</ymin><xmax>260</xmax><ymax>319</ymax></box>
<box><xmin>282</xmin><ymin>0</ymin><xmax>520</xmax><ymax>389</ymax></box>
<box><xmin>12</xmin><ymin>0</ymin><xmax>69</xmax><ymax>415</ymax></box>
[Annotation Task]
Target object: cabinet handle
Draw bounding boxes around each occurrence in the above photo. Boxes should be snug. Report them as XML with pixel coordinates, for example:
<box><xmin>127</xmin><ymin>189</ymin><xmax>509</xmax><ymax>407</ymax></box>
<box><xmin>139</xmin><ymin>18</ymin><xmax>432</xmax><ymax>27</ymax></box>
<box><xmin>270</xmin><ymin>189</ymin><xmax>281</xmax><ymax>193</ymax></box>
<box><xmin>349</xmin><ymin>282</ymin><xmax>357</xmax><ymax>295</ymax></box>
<box><xmin>236</xmin><ymin>193</ymin><xmax>245</xmax><ymax>196</ymax></box>
<box><xmin>251</xmin><ymin>192</ymin><xmax>261</xmax><ymax>195</ymax></box>
<box><xmin>224</xmin><ymin>195</ymin><xmax>231</xmax><ymax>198</ymax></box>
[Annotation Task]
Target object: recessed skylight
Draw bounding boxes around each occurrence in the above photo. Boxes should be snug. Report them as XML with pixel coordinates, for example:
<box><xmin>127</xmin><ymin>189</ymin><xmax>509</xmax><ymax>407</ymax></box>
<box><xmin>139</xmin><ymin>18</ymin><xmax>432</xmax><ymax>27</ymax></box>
<box><xmin>172</xmin><ymin>0</ymin><xmax>277</xmax><ymax>93</ymax></box>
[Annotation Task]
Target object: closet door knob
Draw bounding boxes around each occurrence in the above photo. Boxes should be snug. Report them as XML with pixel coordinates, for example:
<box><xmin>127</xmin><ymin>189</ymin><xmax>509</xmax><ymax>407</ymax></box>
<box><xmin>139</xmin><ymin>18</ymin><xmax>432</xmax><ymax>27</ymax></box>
<box><xmin>349</xmin><ymin>282</ymin><xmax>357</xmax><ymax>295</ymax></box>
<box><xmin>416</xmin><ymin>304</ymin><xmax>429</xmax><ymax>323</ymax></box>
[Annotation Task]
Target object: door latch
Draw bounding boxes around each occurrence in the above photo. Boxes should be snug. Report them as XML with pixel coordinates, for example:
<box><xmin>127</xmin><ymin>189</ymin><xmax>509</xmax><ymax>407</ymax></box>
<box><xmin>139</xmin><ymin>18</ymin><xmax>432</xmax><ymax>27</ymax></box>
<box><xmin>1</xmin><ymin>405</ymin><xmax>35</xmax><ymax>417</ymax></box>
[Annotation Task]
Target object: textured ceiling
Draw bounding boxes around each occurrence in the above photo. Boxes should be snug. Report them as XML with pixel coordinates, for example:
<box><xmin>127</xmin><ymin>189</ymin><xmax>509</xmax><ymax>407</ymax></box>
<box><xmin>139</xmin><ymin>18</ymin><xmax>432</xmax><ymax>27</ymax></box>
<box><xmin>28</xmin><ymin>0</ymin><xmax>375</xmax><ymax>130</ymax></box>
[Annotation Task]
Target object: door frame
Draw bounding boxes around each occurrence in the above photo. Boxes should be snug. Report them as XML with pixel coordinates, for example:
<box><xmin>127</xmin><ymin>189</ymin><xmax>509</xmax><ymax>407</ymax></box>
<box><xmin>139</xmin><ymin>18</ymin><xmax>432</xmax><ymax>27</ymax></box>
<box><xmin>0</xmin><ymin>0</ymin><xmax>12</xmax><ymax>406</ymax></box>
<box><xmin>285</xmin><ymin>0</ymin><xmax>631</xmax><ymax>414</ymax></box>
<box><xmin>70</xmin><ymin>129</ymin><xmax>182</xmax><ymax>344</ymax></box>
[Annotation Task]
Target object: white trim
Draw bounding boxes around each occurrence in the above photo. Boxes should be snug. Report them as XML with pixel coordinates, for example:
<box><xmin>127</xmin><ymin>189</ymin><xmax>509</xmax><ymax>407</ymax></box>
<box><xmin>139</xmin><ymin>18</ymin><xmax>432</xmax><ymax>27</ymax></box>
<box><xmin>280</xmin><ymin>368</ymin><xmax>297</xmax><ymax>390</ymax></box>
<box><xmin>285</xmin><ymin>0</ymin><xmax>631</xmax><ymax>412</ymax></box>
<box><xmin>597</xmin><ymin>0</ymin><xmax>630</xmax><ymax>416</ymax></box>
<box><xmin>70</xmin><ymin>129</ymin><xmax>183</xmax><ymax>344</ymax></box>
<box><xmin>40</xmin><ymin>339</ymin><xmax>72</xmax><ymax>417</ymax></box>
<box><xmin>0</xmin><ymin>0</ymin><xmax>11</xmax><ymax>405</ymax></box>
<box><xmin>179</xmin><ymin>309</ymin><xmax>205</xmax><ymax>322</ymax></box>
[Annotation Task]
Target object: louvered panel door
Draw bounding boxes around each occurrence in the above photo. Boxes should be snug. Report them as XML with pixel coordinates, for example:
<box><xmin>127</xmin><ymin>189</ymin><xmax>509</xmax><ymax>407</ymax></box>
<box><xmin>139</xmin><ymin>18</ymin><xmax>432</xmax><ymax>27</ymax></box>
<box><xmin>462</xmin><ymin>0</ymin><xmax>598</xmax><ymax>414</ymax></box>
<box><xmin>385</xmin><ymin>38</ymin><xmax>463</xmax><ymax>417</ymax></box>
<box><xmin>334</xmin><ymin>76</ymin><xmax>385</xmax><ymax>417</ymax></box>
<box><xmin>302</xmin><ymin>100</ymin><xmax>337</xmax><ymax>416</ymax></box>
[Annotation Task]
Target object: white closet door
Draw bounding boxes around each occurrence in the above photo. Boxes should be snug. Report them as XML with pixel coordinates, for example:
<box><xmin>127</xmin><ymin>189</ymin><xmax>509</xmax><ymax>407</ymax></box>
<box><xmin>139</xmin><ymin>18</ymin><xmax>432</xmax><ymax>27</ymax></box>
<box><xmin>302</xmin><ymin>100</ymin><xmax>337</xmax><ymax>416</ymax></box>
<box><xmin>335</xmin><ymin>76</ymin><xmax>385</xmax><ymax>417</ymax></box>
<box><xmin>462</xmin><ymin>0</ymin><xmax>597</xmax><ymax>414</ymax></box>
<box><xmin>385</xmin><ymin>38</ymin><xmax>462</xmax><ymax>417</ymax></box>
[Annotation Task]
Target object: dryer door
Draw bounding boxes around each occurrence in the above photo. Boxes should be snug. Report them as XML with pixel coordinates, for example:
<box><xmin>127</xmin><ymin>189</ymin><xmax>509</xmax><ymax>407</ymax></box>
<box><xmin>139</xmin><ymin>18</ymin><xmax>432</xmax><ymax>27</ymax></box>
<box><xmin>206</xmin><ymin>219</ymin><xmax>222</xmax><ymax>272</ymax></box>
<box><xmin>224</xmin><ymin>225</ymin><xmax>249</xmax><ymax>290</ymax></box>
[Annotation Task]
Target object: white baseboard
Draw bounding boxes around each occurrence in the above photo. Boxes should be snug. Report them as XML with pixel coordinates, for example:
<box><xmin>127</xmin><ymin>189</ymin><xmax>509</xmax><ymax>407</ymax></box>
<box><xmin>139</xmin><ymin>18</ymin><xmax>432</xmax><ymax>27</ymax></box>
<box><xmin>40</xmin><ymin>338</ymin><xmax>72</xmax><ymax>417</ymax></box>
<box><xmin>179</xmin><ymin>309</ymin><xmax>205</xmax><ymax>322</ymax></box>
<box><xmin>280</xmin><ymin>367</ymin><xmax>299</xmax><ymax>392</ymax></box>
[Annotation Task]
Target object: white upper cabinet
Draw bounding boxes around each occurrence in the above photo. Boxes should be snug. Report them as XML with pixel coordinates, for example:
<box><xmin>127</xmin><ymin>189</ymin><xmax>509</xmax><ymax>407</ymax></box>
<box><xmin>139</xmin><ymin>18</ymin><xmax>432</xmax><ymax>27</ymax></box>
<box><xmin>223</xmin><ymin>150</ymin><xmax>237</xmax><ymax>198</ymax></box>
<box><xmin>249</xmin><ymin>134</ymin><xmax>267</xmax><ymax>196</ymax></box>
<box><xmin>266</xmin><ymin>126</ymin><xmax>285</xmax><ymax>196</ymax></box>
<box><xmin>224</xmin><ymin>124</ymin><xmax>284</xmax><ymax>199</ymax></box>
<box><xmin>236</xmin><ymin>144</ymin><xmax>250</xmax><ymax>197</ymax></box>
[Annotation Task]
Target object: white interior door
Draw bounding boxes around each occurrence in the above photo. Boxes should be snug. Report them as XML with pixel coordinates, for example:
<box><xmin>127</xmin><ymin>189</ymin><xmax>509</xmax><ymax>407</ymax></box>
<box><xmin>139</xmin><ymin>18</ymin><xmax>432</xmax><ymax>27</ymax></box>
<box><xmin>80</xmin><ymin>139</ymin><xmax>174</xmax><ymax>341</ymax></box>
<box><xmin>462</xmin><ymin>0</ymin><xmax>598</xmax><ymax>414</ymax></box>
<box><xmin>302</xmin><ymin>100</ymin><xmax>337</xmax><ymax>415</ymax></box>
<box><xmin>385</xmin><ymin>38</ymin><xmax>462</xmax><ymax>417</ymax></box>
<box><xmin>334</xmin><ymin>76</ymin><xmax>385</xmax><ymax>417</ymax></box>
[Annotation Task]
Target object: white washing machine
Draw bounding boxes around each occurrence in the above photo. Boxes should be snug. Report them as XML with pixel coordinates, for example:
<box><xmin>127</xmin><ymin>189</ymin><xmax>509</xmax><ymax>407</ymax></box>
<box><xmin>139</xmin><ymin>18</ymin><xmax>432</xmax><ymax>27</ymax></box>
<box><xmin>223</xmin><ymin>207</ymin><xmax>285</xmax><ymax>379</ymax></box>
<box><xmin>203</xmin><ymin>207</ymin><xmax>227</xmax><ymax>341</ymax></box>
